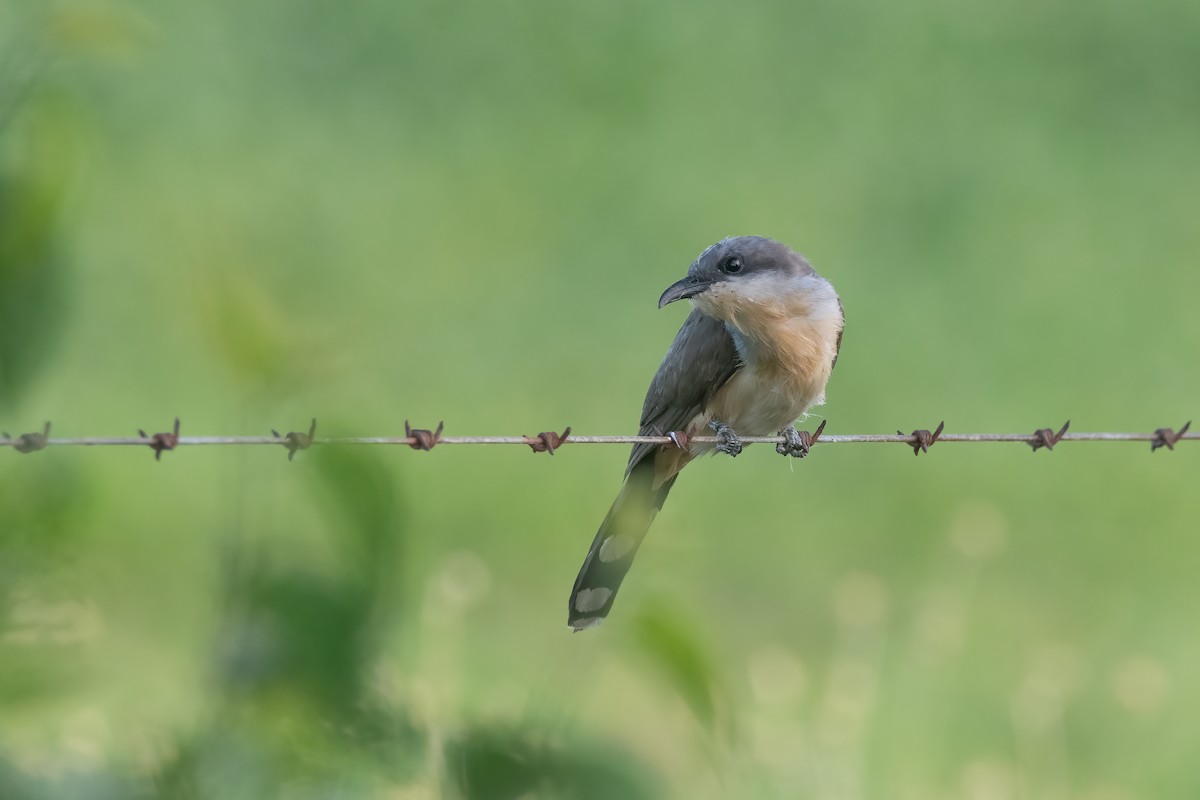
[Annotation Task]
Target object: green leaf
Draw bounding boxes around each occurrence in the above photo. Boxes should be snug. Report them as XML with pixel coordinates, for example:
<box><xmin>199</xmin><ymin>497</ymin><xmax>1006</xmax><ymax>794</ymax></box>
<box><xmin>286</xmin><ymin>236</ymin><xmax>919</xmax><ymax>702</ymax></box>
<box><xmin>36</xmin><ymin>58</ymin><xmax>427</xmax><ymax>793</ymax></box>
<box><xmin>629</xmin><ymin>604</ymin><xmax>733</xmax><ymax>741</ymax></box>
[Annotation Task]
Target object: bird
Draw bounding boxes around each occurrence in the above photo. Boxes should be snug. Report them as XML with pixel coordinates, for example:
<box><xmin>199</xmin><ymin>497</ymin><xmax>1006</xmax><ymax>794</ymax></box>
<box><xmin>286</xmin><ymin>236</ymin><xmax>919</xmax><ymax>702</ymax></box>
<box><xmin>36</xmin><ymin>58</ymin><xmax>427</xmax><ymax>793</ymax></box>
<box><xmin>568</xmin><ymin>236</ymin><xmax>844</xmax><ymax>631</ymax></box>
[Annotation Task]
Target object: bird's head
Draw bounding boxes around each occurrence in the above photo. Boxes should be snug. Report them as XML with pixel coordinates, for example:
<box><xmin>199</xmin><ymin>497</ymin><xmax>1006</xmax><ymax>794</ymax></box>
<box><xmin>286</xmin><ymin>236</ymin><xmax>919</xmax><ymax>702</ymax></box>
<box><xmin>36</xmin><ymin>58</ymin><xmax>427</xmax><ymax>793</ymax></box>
<box><xmin>658</xmin><ymin>236</ymin><xmax>818</xmax><ymax>314</ymax></box>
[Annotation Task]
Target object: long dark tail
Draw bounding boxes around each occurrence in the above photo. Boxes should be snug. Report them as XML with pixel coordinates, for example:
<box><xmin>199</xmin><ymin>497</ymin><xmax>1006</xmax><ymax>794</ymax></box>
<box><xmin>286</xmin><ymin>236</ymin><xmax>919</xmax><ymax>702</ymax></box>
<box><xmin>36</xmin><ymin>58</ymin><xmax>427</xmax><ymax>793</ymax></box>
<box><xmin>568</xmin><ymin>457</ymin><xmax>677</xmax><ymax>630</ymax></box>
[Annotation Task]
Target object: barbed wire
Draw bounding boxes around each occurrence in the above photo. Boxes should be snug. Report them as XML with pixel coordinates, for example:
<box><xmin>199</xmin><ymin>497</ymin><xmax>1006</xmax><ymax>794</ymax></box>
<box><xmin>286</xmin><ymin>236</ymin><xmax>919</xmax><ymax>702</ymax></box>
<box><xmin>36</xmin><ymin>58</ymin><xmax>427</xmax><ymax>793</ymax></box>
<box><xmin>1</xmin><ymin>418</ymin><xmax>1194</xmax><ymax>460</ymax></box>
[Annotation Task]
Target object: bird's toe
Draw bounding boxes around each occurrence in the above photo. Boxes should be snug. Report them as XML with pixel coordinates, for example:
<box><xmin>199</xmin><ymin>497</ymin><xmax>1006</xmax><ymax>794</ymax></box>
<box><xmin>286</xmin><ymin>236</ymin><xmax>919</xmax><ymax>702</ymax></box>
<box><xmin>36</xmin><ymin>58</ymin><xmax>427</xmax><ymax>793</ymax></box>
<box><xmin>776</xmin><ymin>426</ymin><xmax>811</xmax><ymax>458</ymax></box>
<box><xmin>708</xmin><ymin>420</ymin><xmax>743</xmax><ymax>457</ymax></box>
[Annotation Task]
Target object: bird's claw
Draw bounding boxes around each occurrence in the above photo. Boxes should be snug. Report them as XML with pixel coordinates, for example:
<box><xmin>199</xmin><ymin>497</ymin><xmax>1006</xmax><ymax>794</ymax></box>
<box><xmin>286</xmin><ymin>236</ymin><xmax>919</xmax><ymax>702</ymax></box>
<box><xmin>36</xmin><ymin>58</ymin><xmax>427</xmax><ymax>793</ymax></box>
<box><xmin>776</xmin><ymin>426</ymin><xmax>811</xmax><ymax>458</ymax></box>
<box><xmin>776</xmin><ymin>420</ymin><xmax>826</xmax><ymax>458</ymax></box>
<box><xmin>708</xmin><ymin>420</ymin><xmax>742</xmax><ymax>457</ymax></box>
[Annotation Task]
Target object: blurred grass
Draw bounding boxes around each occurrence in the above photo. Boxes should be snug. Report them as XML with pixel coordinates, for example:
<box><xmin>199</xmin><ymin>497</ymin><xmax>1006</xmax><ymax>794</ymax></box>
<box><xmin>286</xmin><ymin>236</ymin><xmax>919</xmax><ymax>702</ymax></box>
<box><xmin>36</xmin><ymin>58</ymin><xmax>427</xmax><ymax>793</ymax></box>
<box><xmin>2</xmin><ymin>0</ymin><xmax>1199</xmax><ymax>797</ymax></box>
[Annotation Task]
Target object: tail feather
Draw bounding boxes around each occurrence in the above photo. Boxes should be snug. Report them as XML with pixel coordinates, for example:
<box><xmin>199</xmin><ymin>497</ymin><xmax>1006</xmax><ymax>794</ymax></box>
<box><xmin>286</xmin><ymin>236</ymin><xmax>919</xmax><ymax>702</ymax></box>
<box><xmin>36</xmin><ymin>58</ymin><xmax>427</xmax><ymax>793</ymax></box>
<box><xmin>568</xmin><ymin>457</ymin><xmax>677</xmax><ymax>630</ymax></box>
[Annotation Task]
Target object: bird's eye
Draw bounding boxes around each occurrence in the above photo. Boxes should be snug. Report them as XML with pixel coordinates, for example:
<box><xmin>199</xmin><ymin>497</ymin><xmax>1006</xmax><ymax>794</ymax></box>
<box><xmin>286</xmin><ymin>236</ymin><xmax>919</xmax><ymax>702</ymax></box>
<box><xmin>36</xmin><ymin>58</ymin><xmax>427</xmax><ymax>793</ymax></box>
<box><xmin>720</xmin><ymin>256</ymin><xmax>743</xmax><ymax>275</ymax></box>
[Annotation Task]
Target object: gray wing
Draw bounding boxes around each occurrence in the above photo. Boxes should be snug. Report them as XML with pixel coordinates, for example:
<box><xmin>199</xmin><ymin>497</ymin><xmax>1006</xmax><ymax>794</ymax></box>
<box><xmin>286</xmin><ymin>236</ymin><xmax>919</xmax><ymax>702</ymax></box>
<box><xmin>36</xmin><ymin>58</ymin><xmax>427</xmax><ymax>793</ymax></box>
<box><xmin>831</xmin><ymin>297</ymin><xmax>845</xmax><ymax>369</ymax></box>
<box><xmin>626</xmin><ymin>308</ymin><xmax>741</xmax><ymax>475</ymax></box>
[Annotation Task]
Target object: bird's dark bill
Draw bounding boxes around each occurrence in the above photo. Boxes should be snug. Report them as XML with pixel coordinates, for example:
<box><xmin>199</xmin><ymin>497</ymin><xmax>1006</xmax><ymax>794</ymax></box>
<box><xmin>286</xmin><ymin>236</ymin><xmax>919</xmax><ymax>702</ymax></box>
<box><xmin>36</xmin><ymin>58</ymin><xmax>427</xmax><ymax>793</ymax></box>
<box><xmin>658</xmin><ymin>276</ymin><xmax>714</xmax><ymax>308</ymax></box>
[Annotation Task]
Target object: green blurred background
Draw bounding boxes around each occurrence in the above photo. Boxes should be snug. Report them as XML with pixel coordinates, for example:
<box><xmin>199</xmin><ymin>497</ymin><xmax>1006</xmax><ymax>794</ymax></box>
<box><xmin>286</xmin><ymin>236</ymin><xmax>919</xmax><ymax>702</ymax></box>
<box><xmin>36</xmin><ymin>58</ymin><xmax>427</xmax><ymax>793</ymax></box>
<box><xmin>2</xmin><ymin>0</ymin><xmax>1198</xmax><ymax>797</ymax></box>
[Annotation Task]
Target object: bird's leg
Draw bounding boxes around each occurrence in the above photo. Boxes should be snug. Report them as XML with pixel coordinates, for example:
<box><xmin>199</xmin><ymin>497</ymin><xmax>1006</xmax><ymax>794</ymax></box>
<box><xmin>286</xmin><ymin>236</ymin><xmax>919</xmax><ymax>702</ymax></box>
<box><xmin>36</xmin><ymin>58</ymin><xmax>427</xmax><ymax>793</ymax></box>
<box><xmin>776</xmin><ymin>425</ymin><xmax>813</xmax><ymax>458</ymax></box>
<box><xmin>708</xmin><ymin>420</ymin><xmax>743</xmax><ymax>457</ymax></box>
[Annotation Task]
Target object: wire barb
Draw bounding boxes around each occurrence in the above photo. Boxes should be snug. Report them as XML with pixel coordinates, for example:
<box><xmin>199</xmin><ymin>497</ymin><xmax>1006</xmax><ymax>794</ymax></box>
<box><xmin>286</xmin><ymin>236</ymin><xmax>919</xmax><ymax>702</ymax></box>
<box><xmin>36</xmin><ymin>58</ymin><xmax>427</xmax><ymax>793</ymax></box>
<box><xmin>899</xmin><ymin>420</ymin><xmax>944</xmax><ymax>456</ymax></box>
<box><xmin>1029</xmin><ymin>420</ymin><xmax>1070</xmax><ymax>452</ymax></box>
<box><xmin>405</xmin><ymin>420</ymin><xmax>444</xmax><ymax>451</ymax></box>
<box><xmin>661</xmin><ymin>428</ymin><xmax>689</xmax><ymax>450</ymax></box>
<box><xmin>272</xmin><ymin>418</ymin><xmax>317</xmax><ymax>461</ymax></box>
<box><xmin>526</xmin><ymin>426</ymin><xmax>571</xmax><ymax>455</ymax></box>
<box><xmin>138</xmin><ymin>418</ymin><xmax>180</xmax><ymax>461</ymax></box>
<box><xmin>1</xmin><ymin>421</ymin><xmax>51</xmax><ymax>454</ymax></box>
<box><xmin>1151</xmin><ymin>420</ymin><xmax>1191</xmax><ymax>452</ymax></box>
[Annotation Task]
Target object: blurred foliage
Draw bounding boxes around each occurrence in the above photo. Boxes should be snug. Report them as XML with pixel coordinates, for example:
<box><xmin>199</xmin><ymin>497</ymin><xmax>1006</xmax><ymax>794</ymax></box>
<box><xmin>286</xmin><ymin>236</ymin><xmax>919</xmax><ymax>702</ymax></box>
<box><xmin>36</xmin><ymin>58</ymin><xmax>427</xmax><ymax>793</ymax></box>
<box><xmin>193</xmin><ymin>269</ymin><xmax>310</xmax><ymax>400</ymax></box>
<box><xmin>444</xmin><ymin>727</ymin><xmax>659</xmax><ymax>800</ymax></box>
<box><xmin>631</xmin><ymin>605</ymin><xmax>732</xmax><ymax>740</ymax></box>
<box><xmin>0</xmin><ymin>754</ymin><xmax>136</xmax><ymax>800</ymax></box>
<box><xmin>213</xmin><ymin>446</ymin><xmax>401</xmax><ymax>717</ymax></box>
<box><xmin>0</xmin><ymin>81</ymin><xmax>76</xmax><ymax>409</ymax></box>
<box><xmin>1</xmin><ymin>0</ymin><xmax>1199</xmax><ymax>797</ymax></box>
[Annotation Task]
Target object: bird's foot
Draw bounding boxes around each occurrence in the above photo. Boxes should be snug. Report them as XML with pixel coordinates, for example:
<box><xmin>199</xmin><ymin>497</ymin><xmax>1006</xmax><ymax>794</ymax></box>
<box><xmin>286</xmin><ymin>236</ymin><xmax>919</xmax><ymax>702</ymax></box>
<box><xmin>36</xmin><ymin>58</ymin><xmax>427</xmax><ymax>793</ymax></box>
<box><xmin>776</xmin><ymin>419</ymin><xmax>826</xmax><ymax>458</ymax></box>
<box><xmin>708</xmin><ymin>420</ymin><xmax>742</xmax><ymax>457</ymax></box>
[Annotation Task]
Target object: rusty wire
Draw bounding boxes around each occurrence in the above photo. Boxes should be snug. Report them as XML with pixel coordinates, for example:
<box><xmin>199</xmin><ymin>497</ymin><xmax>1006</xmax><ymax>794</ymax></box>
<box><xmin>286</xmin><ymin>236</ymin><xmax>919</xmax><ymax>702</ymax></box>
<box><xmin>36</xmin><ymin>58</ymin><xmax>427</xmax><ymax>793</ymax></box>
<box><xmin>1</xmin><ymin>418</ymin><xmax>1195</xmax><ymax>460</ymax></box>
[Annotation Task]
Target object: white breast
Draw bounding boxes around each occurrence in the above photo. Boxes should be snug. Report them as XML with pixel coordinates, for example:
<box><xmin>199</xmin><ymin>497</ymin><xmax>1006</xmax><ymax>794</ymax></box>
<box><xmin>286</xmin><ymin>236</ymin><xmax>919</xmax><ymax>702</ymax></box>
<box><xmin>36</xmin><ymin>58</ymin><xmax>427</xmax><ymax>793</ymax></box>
<box><xmin>691</xmin><ymin>271</ymin><xmax>842</xmax><ymax>440</ymax></box>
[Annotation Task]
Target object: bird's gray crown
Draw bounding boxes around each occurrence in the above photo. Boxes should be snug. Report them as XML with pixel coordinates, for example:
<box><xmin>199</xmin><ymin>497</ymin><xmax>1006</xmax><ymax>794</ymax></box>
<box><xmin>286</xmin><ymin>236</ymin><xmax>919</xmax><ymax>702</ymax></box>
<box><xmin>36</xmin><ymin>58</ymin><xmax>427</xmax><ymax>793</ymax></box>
<box><xmin>689</xmin><ymin>236</ymin><xmax>813</xmax><ymax>280</ymax></box>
